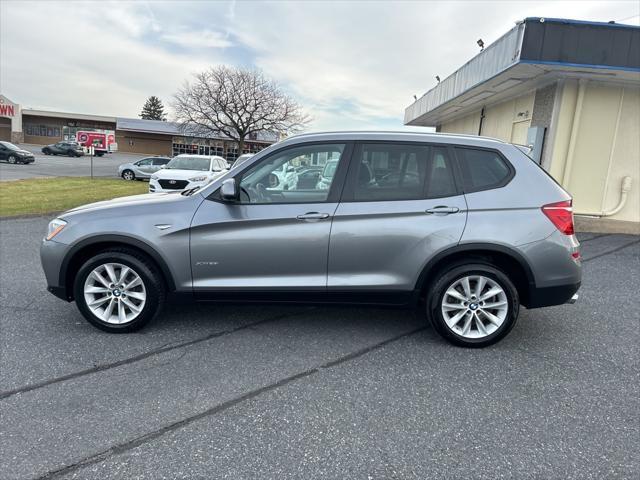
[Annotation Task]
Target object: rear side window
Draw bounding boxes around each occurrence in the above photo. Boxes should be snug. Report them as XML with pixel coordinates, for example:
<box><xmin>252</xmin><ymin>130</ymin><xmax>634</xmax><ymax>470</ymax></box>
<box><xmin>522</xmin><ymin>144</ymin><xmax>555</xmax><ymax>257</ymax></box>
<box><xmin>350</xmin><ymin>143</ymin><xmax>458</xmax><ymax>201</ymax></box>
<box><xmin>455</xmin><ymin>148</ymin><xmax>512</xmax><ymax>192</ymax></box>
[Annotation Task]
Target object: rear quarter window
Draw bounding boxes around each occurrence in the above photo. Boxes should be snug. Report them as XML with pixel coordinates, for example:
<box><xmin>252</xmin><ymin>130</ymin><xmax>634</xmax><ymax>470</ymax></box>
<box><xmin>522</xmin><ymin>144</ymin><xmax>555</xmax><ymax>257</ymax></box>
<box><xmin>455</xmin><ymin>148</ymin><xmax>513</xmax><ymax>192</ymax></box>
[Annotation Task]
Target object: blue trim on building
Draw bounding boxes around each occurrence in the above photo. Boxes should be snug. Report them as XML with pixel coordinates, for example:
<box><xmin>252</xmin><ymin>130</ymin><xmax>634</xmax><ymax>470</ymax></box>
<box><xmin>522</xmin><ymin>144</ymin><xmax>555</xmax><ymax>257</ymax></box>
<box><xmin>524</xmin><ymin>17</ymin><xmax>640</xmax><ymax>30</ymax></box>
<box><xmin>519</xmin><ymin>59</ymin><xmax>640</xmax><ymax>73</ymax></box>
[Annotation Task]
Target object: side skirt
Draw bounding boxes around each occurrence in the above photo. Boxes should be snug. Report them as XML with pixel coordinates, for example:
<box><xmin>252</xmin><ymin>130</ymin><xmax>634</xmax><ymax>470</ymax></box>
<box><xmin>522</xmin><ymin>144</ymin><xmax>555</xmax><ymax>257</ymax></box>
<box><xmin>187</xmin><ymin>289</ymin><xmax>416</xmax><ymax>307</ymax></box>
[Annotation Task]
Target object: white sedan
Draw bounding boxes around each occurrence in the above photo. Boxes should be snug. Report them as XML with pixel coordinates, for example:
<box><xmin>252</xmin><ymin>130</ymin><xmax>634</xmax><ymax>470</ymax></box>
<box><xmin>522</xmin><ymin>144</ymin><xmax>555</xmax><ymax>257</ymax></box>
<box><xmin>149</xmin><ymin>155</ymin><xmax>228</xmax><ymax>193</ymax></box>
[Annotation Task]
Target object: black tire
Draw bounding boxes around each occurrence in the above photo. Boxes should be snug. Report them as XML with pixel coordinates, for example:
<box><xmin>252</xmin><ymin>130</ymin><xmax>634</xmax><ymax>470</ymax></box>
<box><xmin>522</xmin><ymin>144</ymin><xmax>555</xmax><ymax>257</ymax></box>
<box><xmin>426</xmin><ymin>263</ymin><xmax>519</xmax><ymax>348</ymax></box>
<box><xmin>42</xmin><ymin>149</ymin><xmax>50</xmax><ymax>155</ymax></box>
<box><xmin>73</xmin><ymin>249</ymin><xmax>166</xmax><ymax>333</ymax></box>
<box><xmin>7</xmin><ymin>155</ymin><xmax>17</xmax><ymax>164</ymax></box>
<box><xmin>121</xmin><ymin>169</ymin><xmax>135</xmax><ymax>181</ymax></box>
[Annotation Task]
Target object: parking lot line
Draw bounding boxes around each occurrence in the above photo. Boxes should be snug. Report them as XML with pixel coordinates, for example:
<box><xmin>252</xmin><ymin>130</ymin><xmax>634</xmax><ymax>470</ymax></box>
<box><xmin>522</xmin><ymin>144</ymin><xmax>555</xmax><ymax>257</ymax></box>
<box><xmin>0</xmin><ymin>307</ymin><xmax>316</xmax><ymax>401</ymax></box>
<box><xmin>36</xmin><ymin>326</ymin><xmax>426</xmax><ymax>480</ymax></box>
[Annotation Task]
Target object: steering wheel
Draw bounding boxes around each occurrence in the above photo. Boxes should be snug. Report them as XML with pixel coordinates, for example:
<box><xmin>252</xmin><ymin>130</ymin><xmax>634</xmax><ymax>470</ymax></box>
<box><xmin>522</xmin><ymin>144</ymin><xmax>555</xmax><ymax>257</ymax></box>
<box><xmin>255</xmin><ymin>183</ymin><xmax>268</xmax><ymax>202</ymax></box>
<box><xmin>242</xmin><ymin>183</ymin><xmax>267</xmax><ymax>203</ymax></box>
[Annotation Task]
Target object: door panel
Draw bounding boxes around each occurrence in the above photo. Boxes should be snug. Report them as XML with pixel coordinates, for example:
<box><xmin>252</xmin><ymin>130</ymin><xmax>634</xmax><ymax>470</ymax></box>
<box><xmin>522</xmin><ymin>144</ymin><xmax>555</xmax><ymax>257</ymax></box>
<box><xmin>136</xmin><ymin>159</ymin><xmax>154</xmax><ymax>175</ymax></box>
<box><xmin>328</xmin><ymin>141</ymin><xmax>466</xmax><ymax>292</ymax></box>
<box><xmin>190</xmin><ymin>201</ymin><xmax>337</xmax><ymax>290</ymax></box>
<box><xmin>190</xmin><ymin>142</ymin><xmax>350</xmax><ymax>293</ymax></box>
<box><xmin>328</xmin><ymin>196</ymin><xmax>467</xmax><ymax>291</ymax></box>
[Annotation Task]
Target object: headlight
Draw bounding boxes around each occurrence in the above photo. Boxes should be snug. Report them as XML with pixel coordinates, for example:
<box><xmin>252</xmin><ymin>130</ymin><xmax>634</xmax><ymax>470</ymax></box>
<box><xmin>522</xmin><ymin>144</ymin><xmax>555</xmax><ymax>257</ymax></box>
<box><xmin>189</xmin><ymin>175</ymin><xmax>208</xmax><ymax>182</ymax></box>
<box><xmin>46</xmin><ymin>218</ymin><xmax>67</xmax><ymax>241</ymax></box>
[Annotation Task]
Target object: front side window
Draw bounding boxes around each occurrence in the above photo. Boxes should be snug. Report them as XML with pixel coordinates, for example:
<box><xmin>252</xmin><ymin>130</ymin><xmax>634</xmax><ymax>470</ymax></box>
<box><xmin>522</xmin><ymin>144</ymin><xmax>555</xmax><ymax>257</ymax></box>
<box><xmin>351</xmin><ymin>143</ymin><xmax>457</xmax><ymax>201</ymax></box>
<box><xmin>152</xmin><ymin>158</ymin><xmax>169</xmax><ymax>166</ymax></box>
<box><xmin>238</xmin><ymin>143</ymin><xmax>346</xmax><ymax>204</ymax></box>
<box><xmin>136</xmin><ymin>158</ymin><xmax>153</xmax><ymax>166</ymax></box>
<box><xmin>456</xmin><ymin>148</ymin><xmax>512</xmax><ymax>192</ymax></box>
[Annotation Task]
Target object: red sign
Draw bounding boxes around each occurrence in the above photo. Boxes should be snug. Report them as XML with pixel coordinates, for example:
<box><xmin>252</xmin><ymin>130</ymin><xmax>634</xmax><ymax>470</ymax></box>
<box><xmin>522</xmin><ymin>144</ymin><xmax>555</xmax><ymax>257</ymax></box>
<box><xmin>76</xmin><ymin>131</ymin><xmax>115</xmax><ymax>150</ymax></box>
<box><xmin>0</xmin><ymin>104</ymin><xmax>15</xmax><ymax>117</ymax></box>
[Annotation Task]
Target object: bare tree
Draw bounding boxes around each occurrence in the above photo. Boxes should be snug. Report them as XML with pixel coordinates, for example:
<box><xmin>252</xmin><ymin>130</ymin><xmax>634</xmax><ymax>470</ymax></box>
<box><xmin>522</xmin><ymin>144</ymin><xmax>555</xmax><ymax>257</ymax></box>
<box><xmin>173</xmin><ymin>66</ymin><xmax>310</xmax><ymax>154</ymax></box>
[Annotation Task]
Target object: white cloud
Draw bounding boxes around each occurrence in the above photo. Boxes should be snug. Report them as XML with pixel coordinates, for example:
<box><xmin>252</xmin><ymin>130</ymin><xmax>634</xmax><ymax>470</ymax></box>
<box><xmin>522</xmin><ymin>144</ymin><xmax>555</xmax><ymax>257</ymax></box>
<box><xmin>1</xmin><ymin>0</ymin><xmax>637</xmax><ymax>129</ymax></box>
<box><xmin>0</xmin><ymin>1</ymin><xmax>216</xmax><ymax>117</ymax></box>
<box><xmin>161</xmin><ymin>30</ymin><xmax>233</xmax><ymax>49</ymax></box>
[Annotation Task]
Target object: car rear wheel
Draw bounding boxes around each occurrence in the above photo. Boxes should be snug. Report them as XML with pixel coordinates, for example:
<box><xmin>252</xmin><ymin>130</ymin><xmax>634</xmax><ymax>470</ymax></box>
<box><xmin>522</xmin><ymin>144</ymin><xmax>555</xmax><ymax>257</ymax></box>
<box><xmin>121</xmin><ymin>170</ymin><xmax>135</xmax><ymax>181</ymax></box>
<box><xmin>73</xmin><ymin>249</ymin><xmax>165</xmax><ymax>333</ymax></box>
<box><xmin>426</xmin><ymin>263</ymin><xmax>519</xmax><ymax>348</ymax></box>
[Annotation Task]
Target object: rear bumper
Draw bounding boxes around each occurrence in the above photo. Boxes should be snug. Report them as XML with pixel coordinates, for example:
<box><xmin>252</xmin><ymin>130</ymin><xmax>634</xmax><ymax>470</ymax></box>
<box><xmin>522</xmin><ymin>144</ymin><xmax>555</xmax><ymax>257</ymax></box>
<box><xmin>526</xmin><ymin>281</ymin><xmax>581</xmax><ymax>308</ymax></box>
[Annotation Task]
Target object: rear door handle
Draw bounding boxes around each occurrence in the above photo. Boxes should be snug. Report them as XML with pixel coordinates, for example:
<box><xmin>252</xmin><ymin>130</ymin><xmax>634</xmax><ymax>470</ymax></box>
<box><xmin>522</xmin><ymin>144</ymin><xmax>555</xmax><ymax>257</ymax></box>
<box><xmin>296</xmin><ymin>212</ymin><xmax>330</xmax><ymax>221</ymax></box>
<box><xmin>425</xmin><ymin>206</ymin><xmax>460</xmax><ymax>215</ymax></box>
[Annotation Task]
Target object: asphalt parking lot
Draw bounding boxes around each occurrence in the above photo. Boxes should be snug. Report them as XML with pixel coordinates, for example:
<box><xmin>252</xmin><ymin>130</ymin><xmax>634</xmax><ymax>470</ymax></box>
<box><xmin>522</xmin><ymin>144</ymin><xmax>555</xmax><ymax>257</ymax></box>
<box><xmin>0</xmin><ymin>144</ymin><xmax>146</xmax><ymax>181</ymax></box>
<box><xmin>0</xmin><ymin>216</ymin><xmax>638</xmax><ymax>480</ymax></box>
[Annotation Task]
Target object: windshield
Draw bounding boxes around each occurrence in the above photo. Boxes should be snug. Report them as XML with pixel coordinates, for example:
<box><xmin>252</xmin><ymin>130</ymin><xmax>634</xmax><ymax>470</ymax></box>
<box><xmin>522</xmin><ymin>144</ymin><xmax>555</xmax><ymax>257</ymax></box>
<box><xmin>0</xmin><ymin>141</ymin><xmax>19</xmax><ymax>151</ymax></box>
<box><xmin>235</xmin><ymin>154</ymin><xmax>253</xmax><ymax>166</ymax></box>
<box><xmin>322</xmin><ymin>160</ymin><xmax>338</xmax><ymax>178</ymax></box>
<box><xmin>165</xmin><ymin>156</ymin><xmax>210</xmax><ymax>171</ymax></box>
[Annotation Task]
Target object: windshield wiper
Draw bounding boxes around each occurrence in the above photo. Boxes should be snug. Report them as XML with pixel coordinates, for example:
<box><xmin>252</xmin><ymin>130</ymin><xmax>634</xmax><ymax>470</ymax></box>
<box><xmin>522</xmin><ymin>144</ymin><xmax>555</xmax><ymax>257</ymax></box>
<box><xmin>181</xmin><ymin>186</ymin><xmax>201</xmax><ymax>196</ymax></box>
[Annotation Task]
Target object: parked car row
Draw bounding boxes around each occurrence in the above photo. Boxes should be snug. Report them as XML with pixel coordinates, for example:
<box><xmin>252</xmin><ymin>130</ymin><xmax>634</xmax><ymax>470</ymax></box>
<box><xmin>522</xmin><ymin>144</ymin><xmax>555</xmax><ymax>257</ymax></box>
<box><xmin>119</xmin><ymin>154</ymin><xmax>255</xmax><ymax>193</ymax></box>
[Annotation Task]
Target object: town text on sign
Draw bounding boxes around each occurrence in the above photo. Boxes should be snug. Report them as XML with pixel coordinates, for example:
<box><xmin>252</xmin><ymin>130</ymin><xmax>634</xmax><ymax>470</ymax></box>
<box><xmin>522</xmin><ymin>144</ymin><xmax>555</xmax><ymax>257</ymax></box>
<box><xmin>0</xmin><ymin>104</ymin><xmax>15</xmax><ymax>117</ymax></box>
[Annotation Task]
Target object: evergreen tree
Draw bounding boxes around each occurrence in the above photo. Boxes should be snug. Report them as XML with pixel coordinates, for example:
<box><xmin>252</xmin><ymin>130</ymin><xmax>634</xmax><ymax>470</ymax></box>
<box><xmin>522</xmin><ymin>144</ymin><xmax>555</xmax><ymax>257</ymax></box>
<box><xmin>139</xmin><ymin>96</ymin><xmax>166</xmax><ymax>121</ymax></box>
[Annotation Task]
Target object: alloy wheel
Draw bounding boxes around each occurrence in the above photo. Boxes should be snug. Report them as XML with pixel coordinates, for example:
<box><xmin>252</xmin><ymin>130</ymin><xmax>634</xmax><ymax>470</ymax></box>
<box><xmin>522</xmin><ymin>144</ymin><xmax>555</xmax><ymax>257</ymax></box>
<box><xmin>441</xmin><ymin>275</ymin><xmax>508</xmax><ymax>339</ymax></box>
<box><xmin>122</xmin><ymin>170</ymin><xmax>134</xmax><ymax>181</ymax></box>
<box><xmin>83</xmin><ymin>262</ymin><xmax>147</xmax><ymax>324</ymax></box>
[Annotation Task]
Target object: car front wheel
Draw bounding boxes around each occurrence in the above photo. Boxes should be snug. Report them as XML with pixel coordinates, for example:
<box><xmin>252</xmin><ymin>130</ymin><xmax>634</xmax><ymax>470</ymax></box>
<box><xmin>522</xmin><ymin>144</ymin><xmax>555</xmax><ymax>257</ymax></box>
<box><xmin>121</xmin><ymin>169</ymin><xmax>135</xmax><ymax>181</ymax></box>
<box><xmin>427</xmin><ymin>263</ymin><xmax>519</xmax><ymax>348</ymax></box>
<box><xmin>73</xmin><ymin>249</ymin><xmax>166</xmax><ymax>333</ymax></box>
<box><xmin>7</xmin><ymin>155</ymin><xmax>17</xmax><ymax>164</ymax></box>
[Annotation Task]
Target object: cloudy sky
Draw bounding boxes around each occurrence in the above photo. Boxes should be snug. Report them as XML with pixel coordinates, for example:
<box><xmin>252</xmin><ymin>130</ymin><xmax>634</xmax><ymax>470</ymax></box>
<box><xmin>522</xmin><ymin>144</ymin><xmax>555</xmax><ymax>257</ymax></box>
<box><xmin>1</xmin><ymin>0</ymin><xmax>638</xmax><ymax>130</ymax></box>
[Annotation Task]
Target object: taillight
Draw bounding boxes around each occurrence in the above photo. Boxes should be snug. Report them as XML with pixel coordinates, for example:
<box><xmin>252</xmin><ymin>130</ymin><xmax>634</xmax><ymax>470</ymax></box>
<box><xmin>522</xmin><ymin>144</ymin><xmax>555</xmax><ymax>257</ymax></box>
<box><xmin>542</xmin><ymin>200</ymin><xmax>574</xmax><ymax>235</ymax></box>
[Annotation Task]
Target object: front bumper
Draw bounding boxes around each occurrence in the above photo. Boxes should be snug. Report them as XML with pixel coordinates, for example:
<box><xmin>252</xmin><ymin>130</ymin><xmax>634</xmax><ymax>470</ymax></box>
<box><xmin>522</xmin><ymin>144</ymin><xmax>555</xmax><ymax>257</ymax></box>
<box><xmin>40</xmin><ymin>239</ymin><xmax>72</xmax><ymax>301</ymax></box>
<box><xmin>149</xmin><ymin>178</ymin><xmax>208</xmax><ymax>193</ymax></box>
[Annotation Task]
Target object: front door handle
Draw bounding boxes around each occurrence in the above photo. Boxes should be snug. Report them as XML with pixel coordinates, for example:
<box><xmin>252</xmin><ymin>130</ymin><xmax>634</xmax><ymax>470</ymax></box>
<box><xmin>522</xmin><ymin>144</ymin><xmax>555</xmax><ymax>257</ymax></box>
<box><xmin>425</xmin><ymin>206</ymin><xmax>460</xmax><ymax>215</ymax></box>
<box><xmin>297</xmin><ymin>212</ymin><xmax>330</xmax><ymax>221</ymax></box>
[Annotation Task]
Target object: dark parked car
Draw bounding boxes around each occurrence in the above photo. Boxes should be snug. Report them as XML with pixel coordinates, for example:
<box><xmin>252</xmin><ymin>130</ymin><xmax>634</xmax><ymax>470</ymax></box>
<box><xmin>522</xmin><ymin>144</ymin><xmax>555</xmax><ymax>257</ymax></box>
<box><xmin>42</xmin><ymin>141</ymin><xmax>85</xmax><ymax>157</ymax></box>
<box><xmin>0</xmin><ymin>141</ymin><xmax>35</xmax><ymax>164</ymax></box>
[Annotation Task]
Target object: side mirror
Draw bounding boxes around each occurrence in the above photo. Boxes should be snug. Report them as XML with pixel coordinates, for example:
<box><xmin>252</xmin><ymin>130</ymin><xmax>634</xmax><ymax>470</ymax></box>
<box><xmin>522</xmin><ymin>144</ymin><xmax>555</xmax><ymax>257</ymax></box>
<box><xmin>268</xmin><ymin>173</ymin><xmax>279</xmax><ymax>188</ymax></box>
<box><xmin>286</xmin><ymin>166</ymin><xmax>295</xmax><ymax>173</ymax></box>
<box><xmin>220</xmin><ymin>178</ymin><xmax>239</xmax><ymax>201</ymax></box>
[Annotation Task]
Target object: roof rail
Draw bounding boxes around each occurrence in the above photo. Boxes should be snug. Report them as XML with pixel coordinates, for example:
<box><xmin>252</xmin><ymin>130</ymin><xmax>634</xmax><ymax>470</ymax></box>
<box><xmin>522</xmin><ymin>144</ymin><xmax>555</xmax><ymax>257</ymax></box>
<box><xmin>287</xmin><ymin>130</ymin><xmax>507</xmax><ymax>143</ymax></box>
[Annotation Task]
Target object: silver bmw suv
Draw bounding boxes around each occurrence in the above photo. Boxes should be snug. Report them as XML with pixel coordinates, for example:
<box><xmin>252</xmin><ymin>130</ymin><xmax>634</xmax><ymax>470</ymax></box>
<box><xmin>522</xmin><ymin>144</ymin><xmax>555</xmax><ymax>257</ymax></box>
<box><xmin>40</xmin><ymin>131</ymin><xmax>581</xmax><ymax>347</ymax></box>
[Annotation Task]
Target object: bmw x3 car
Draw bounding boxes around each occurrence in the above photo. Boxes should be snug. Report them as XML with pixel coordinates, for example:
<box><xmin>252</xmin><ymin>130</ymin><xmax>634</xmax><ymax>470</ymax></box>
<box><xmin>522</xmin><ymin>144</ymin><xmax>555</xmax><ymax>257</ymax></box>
<box><xmin>149</xmin><ymin>154</ymin><xmax>228</xmax><ymax>193</ymax></box>
<box><xmin>40</xmin><ymin>131</ymin><xmax>581</xmax><ymax>348</ymax></box>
